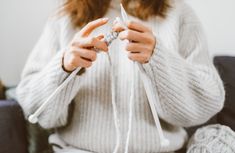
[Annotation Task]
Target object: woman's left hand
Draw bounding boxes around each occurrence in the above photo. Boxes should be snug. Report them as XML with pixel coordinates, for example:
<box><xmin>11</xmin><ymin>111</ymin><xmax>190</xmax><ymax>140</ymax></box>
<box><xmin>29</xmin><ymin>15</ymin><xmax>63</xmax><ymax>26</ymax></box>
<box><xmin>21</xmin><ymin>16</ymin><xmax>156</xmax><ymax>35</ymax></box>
<box><xmin>113</xmin><ymin>21</ymin><xmax>156</xmax><ymax>63</ymax></box>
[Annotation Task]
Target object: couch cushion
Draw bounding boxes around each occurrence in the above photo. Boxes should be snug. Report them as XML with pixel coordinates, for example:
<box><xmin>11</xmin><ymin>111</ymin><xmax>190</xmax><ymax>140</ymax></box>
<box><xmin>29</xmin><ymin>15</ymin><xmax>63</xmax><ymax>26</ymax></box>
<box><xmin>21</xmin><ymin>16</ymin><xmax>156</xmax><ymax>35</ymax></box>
<box><xmin>214</xmin><ymin>56</ymin><xmax>235</xmax><ymax>131</ymax></box>
<box><xmin>0</xmin><ymin>100</ymin><xmax>28</xmax><ymax>153</ymax></box>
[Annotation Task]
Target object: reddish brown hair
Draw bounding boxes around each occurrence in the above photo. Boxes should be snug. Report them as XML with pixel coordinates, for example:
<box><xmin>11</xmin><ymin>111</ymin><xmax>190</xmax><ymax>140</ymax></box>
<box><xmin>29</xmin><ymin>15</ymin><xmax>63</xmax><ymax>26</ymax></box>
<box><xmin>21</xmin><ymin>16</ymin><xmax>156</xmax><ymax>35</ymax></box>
<box><xmin>62</xmin><ymin>0</ymin><xmax>171</xmax><ymax>27</ymax></box>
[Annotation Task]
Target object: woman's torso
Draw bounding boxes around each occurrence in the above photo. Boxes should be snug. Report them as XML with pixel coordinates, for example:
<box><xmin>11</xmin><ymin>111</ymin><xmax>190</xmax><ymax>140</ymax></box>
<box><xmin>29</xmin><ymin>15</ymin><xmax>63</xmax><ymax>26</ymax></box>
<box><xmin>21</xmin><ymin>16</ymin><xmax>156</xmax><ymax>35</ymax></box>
<box><xmin>54</xmin><ymin>1</ymin><xmax>187</xmax><ymax>152</ymax></box>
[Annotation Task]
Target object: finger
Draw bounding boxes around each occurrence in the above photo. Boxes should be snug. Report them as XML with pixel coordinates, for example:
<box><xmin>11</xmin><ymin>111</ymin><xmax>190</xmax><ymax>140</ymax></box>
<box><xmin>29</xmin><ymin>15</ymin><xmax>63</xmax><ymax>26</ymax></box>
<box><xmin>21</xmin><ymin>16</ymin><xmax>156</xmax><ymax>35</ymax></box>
<box><xmin>112</xmin><ymin>22</ymin><xmax>126</xmax><ymax>32</ymax></box>
<box><xmin>69</xmin><ymin>53</ymin><xmax>93</xmax><ymax>68</ymax></box>
<box><xmin>128</xmin><ymin>53</ymin><xmax>149</xmax><ymax>64</ymax></box>
<box><xmin>76</xmin><ymin>37</ymin><xmax>108</xmax><ymax>51</ymax></box>
<box><xmin>79</xmin><ymin>58</ymin><xmax>93</xmax><ymax>68</ymax></box>
<box><xmin>80</xmin><ymin>18</ymin><xmax>109</xmax><ymax>37</ymax></box>
<box><xmin>77</xmin><ymin>48</ymin><xmax>97</xmax><ymax>61</ymax></box>
<box><xmin>119</xmin><ymin>30</ymin><xmax>147</xmax><ymax>42</ymax></box>
<box><xmin>127</xmin><ymin>21</ymin><xmax>151</xmax><ymax>33</ymax></box>
<box><xmin>93</xmin><ymin>39</ymin><xmax>109</xmax><ymax>52</ymax></box>
<box><xmin>96</xmin><ymin>34</ymin><xmax>104</xmax><ymax>40</ymax></box>
<box><xmin>125</xmin><ymin>42</ymin><xmax>151</xmax><ymax>53</ymax></box>
<box><xmin>72</xmin><ymin>34</ymin><xmax>104</xmax><ymax>48</ymax></box>
<box><xmin>65</xmin><ymin>53</ymin><xmax>90</xmax><ymax>69</ymax></box>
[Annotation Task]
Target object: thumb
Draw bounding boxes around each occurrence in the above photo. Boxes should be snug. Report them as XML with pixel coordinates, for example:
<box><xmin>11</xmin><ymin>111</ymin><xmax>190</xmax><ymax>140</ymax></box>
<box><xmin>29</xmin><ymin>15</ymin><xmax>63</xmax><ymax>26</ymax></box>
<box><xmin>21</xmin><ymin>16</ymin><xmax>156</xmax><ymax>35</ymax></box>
<box><xmin>96</xmin><ymin>34</ymin><xmax>104</xmax><ymax>40</ymax></box>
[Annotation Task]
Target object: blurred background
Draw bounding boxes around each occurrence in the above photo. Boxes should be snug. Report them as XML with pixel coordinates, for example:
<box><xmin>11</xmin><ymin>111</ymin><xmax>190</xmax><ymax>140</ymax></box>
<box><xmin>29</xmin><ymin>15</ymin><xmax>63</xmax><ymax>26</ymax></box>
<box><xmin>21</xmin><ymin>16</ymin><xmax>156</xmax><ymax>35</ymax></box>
<box><xmin>0</xmin><ymin>0</ymin><xmax>235</xmax><ymax>86</ymax></box>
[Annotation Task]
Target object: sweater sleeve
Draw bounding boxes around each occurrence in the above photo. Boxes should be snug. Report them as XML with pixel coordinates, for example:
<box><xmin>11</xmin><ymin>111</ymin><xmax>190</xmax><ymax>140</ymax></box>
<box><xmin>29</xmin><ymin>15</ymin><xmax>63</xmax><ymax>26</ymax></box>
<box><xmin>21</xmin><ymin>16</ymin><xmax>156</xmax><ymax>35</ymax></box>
<box><xmin>16</xmin><ymin>17</ymin><xmax>80</xmax><ymax>129</ymax></box>
<box><xmin>142</xmin><ymin>3</ymin><xmax>225</xmax><ymax>127</ymax></box>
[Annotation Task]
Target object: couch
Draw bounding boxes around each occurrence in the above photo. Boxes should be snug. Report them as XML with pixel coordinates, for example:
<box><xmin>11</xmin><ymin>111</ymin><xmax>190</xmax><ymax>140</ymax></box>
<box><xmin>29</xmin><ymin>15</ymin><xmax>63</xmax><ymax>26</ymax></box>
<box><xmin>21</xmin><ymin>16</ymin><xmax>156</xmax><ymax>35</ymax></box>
<box><xmin>0</xmin><ymin>56</ymin><xmax>234</xmax><ymax>153</ymax></box>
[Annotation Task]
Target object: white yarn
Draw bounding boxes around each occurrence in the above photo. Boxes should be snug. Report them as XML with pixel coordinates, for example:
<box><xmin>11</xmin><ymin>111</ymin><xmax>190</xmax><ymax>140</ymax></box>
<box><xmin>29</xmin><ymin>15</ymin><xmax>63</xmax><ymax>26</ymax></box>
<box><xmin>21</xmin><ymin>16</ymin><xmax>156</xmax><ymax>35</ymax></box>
<box><xmin>187</xmin><ymin>124</ymin><xmax>235</xmax><ymax>153</ymax></box>
<box><xmin>107</xmin><ymin>52</ymin><xmax>121</xmax><ymax>153</ymax></box>
<box><xmin>124</xmin><ymin>61</ymin><xmax>136</xmax><ymax>153</ymax></box>
<box><xmin>137</xmin><ymin>63</ymin><xmax>170</xmax><ymax>148</ymax></box>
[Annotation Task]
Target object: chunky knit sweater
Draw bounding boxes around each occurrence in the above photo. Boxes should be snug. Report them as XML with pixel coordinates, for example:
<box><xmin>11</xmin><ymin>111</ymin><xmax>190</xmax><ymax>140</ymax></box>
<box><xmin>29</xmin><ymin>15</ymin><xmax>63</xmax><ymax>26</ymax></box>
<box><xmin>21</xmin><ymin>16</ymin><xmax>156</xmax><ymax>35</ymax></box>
<box><xmin>17</xmin><ymin>0</ymin><xmax>225</xmax><ymax>152</ymax></box>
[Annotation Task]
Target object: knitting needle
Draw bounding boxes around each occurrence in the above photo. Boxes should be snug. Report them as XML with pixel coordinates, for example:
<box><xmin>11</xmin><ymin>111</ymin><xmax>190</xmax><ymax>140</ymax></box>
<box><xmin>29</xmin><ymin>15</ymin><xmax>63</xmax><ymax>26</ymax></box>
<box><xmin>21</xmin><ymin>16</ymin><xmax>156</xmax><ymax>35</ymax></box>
<box><xmin>120</xmin><ymin>3</ymin><xmax>170</xmax><ymax>148</ymax></box>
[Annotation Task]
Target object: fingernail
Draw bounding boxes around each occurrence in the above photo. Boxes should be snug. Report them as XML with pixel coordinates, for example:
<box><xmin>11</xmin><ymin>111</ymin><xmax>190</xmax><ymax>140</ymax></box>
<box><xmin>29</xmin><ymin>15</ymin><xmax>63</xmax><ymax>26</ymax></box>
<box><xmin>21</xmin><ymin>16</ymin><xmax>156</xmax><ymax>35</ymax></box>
<box><xmin>102</xmin><ymin>18</ymin><xmax>109</xmax><ymax>21</ymax></box>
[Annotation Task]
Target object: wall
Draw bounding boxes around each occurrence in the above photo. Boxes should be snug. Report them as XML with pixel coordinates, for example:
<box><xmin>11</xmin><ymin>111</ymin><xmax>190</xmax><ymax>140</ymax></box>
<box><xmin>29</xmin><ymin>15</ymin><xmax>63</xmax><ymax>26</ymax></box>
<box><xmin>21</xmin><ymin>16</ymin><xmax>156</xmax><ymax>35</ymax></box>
<box><xmin>186</xmin><ymin>0</ymin><xmax>235</xmax><ymax>56</ymax></box>
<box><xmin>0</xmin><ymin>0</ymin><xmax>235</xmax><ymax>86</ymax></box>
<box><xmin>0</xmin><ymin>0</ymin><xmax>58</xmax><ymax>86</ymax></box>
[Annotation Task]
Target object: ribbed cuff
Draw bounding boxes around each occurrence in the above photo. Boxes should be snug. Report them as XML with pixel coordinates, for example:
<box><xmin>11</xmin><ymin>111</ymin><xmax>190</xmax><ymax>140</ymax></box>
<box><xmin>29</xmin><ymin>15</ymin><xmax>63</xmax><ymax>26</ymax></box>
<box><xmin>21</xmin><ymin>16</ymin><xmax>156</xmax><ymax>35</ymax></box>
<box><xmin>44</xmin><ymin>51</ymin><xmax>71</xmax><ymax>85</ymax></box>
<box><xmin>142</xmin><ymin>42</ymin><xmax>163</xmax><ymax>80</ymax></box>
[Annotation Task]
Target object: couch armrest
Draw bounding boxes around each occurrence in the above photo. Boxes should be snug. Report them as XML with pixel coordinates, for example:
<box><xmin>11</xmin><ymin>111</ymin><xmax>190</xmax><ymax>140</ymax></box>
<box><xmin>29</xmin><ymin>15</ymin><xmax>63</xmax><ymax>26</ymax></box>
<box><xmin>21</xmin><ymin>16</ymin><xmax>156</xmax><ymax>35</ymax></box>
<box><xmin>0</xmin><ymin>100</ymin><xmax>28</xmax><ymax>153</ymax></box>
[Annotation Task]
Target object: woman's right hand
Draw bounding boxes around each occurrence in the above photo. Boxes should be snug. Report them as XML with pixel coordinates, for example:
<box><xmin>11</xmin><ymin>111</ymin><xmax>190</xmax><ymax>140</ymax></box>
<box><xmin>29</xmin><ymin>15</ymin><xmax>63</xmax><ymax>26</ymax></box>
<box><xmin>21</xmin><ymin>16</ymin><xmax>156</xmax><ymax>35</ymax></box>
<box><xmin>63</xmin><ymin>18</ymin><xmax>109</xmax><ymax>72</ymax></box>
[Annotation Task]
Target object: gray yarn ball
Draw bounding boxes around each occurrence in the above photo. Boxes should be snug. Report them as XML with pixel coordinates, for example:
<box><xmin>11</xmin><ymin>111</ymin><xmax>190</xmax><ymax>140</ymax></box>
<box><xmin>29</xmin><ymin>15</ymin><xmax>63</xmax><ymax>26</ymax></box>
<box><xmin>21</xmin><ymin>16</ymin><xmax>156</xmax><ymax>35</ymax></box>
<box><xmin>187</xmin><ymin>124</ymin><xmax>235</xmax><ymax>153</ymax></box>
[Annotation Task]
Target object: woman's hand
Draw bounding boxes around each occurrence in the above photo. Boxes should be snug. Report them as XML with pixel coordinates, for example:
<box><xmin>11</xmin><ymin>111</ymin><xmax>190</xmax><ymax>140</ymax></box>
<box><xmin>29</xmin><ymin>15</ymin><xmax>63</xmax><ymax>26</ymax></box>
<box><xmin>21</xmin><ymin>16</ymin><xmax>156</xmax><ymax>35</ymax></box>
<box><xmin>63</xmin><ymin>18</ymin><xmax>109</xmax><ymax>72</ymax></box>
<box><xmin>113</xmin><ymin>21</ymin><xmax>156</xmax><ymax>64</ymax></box>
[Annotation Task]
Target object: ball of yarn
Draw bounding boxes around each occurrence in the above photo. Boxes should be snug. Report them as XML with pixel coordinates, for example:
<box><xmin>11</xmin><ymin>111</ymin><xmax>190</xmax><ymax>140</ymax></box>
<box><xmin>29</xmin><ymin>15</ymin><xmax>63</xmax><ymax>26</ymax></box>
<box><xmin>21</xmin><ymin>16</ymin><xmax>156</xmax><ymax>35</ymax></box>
<box><xmin>187</xmin><ymin>124</ymin><xmax>235</xmax><ymax>153</ymax></box>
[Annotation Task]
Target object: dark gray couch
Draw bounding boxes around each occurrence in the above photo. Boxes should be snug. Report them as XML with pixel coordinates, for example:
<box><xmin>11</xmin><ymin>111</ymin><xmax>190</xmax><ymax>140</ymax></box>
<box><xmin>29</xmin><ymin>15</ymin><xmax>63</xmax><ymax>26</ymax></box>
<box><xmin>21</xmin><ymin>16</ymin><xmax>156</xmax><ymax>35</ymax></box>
<box><xmin>0</xmin><ymin>100</ymin><xmax>27</xmax><ymax>153</ymax></box>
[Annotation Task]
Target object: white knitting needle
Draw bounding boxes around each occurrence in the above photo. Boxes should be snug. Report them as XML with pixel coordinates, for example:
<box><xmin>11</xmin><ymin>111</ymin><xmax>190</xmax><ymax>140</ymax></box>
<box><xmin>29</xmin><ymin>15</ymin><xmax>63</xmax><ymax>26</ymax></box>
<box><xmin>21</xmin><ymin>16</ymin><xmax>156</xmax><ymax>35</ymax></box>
<box><xmin>28</xmin><ymin>67</ymin><xmax>82</xmax><ymax>123</ymax></box>
<box><xmin>138</xmin><ymin>65</ymin><xmax>170</xmax><ymax>147</ymax></box>
<box><xmin>120</xmin><ymin>4</ymin><xmax>170</xmax><ymax>148</ymax></box>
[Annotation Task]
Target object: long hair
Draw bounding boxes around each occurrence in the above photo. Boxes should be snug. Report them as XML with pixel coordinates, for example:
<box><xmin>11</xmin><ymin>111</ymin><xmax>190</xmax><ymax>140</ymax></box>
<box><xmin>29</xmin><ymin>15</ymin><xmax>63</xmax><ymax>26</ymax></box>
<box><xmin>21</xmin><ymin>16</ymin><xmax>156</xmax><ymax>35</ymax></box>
<box><xmin>62</xmin><ymin>0</ymin><xmax>171</xmax><ymax>27</ymax></box>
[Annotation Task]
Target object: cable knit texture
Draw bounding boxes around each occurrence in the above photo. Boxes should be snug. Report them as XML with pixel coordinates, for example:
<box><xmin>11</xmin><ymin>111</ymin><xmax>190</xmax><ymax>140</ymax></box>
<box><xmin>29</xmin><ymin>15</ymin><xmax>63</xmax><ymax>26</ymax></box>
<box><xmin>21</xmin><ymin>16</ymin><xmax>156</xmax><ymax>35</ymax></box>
<box><xmin>16</xmin><ymin>0</ymin><xmax>225</xmax><ymax>152</ymax></box>
<box><xmin>187</xmin><ymin>124</ymin><xmax>235</xmax><ymax>153</ymax></box>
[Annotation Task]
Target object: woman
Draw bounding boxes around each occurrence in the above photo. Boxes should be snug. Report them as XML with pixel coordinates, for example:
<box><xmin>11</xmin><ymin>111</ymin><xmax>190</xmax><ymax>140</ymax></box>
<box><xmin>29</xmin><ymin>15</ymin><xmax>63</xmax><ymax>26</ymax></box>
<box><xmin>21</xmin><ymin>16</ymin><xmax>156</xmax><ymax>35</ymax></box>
<box><xmin>17</xmin><ymin>0</ymin><xmax>225</xmax><ymax>152</ymax></box>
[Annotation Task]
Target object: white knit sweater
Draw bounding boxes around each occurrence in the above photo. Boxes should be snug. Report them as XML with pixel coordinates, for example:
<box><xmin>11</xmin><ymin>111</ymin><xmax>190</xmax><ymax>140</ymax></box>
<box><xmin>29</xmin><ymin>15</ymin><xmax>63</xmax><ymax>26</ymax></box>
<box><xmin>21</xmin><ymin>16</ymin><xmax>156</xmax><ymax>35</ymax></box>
<box><xmin>17</xmin><ymin>0</ymin><xmax>225</xmax><ymax>152</ymax></box>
